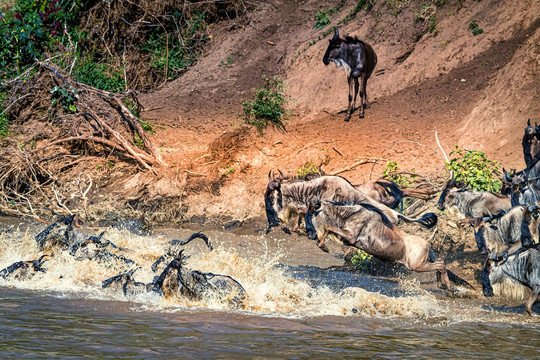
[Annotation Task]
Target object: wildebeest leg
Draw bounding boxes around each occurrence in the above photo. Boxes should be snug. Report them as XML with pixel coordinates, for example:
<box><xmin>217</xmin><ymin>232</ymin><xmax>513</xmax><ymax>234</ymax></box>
<box><xmin>344</xmin><ymin>76</ymin><xmax>354</xmax><ymax>122</ymax></box>
<box><xmin>353</xmin><ymin>77</ymin><xmax>360</xmax><ymax>118</ymax></box>
<box><xmin>326</xmin><ymin>225</ymin><xmax>355</xmax><ymax>246</ymax></box>
<box><xmin>362</xmin><ymin>73</ymin><xmax>370</xmax><ymax>109</ymax></box>
<box><xmin>526</xmin><ymin>286</ymin><xmax>539</xmax><ymax>316</ymax></box>
<box><xmin>358</xmin><ymin>74</ymin><xmax>366</xmax><ymax>118</ymax></box>
<box><xmin>412</xmin><ymin>259</ymin><xmax>452</xmax><ymax>291</ymax></box>
<box><xmin>314</xmin><ymin>229</ymin><xmax>330</xmax><ymax>253</ymax></box>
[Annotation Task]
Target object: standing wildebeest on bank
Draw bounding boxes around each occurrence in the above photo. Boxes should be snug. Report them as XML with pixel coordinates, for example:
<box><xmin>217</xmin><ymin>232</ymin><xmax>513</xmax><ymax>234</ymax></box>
<box><xmin>472</xmin><ymin>205</ymin><xmax>538</xmax><ymax>255</ymax></box>
<box><xmin>265</xmin><ymin>172</ymin><xmax>437</xmax><ymax>236</ymax></box>
<box><xmin>304</xmin><ymin>199</ymin><xmax>473</xmax><ymax>292</ymax></box>
<box><xmin>437</xmin><ymin>180</ymin><xmax>512</xmax><ymax>241</ymax></box>
<box><xmin>482</xmin><ymin>246</ymin><xmax>540</xmax><ymax>316</ymax></box>
<box><xmin>323</xmin><ymin>28</ymin><xmax>377</xmax><ymax>121</ymax></box>
<box><xmin>522</xmin><ymin>119</ymin><xmax>540</xmax><ymax>167</ymax></box>
<box><xmin>356</xmin><ymin>179</ymin><xmax>436</xmax><ymax>213</ymax></box>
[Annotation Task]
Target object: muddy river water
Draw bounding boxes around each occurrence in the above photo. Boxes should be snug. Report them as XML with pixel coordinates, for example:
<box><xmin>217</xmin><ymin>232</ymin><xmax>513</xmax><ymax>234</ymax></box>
<box><xmin>0</xmin><ymin>220</ymin><xmax>538</xmax><ymax>358</ymax></box>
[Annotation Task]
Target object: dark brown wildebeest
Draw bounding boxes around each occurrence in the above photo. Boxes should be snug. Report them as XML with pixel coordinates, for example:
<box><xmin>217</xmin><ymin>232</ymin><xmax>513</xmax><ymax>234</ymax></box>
<box><xmin>304</xmin><ymin>199</ymin><xmax>473</xmax><ymax>293</ymax></box>
<box><xmin>323</xmin><ymin>28</ymin><xmax>377</xmax><ymax>121</ymax></box>
<box><xmin>522</xmin><ymin>119</ymin><xmax>540</xmax><ymax>167</ymax></box>
<box><xmin>34</xmin><ymin>214</ymin><xmax>76</xmax><ymax>251</ymax></box>
<box><xmin>482</xmin><ymin>245</ymin><xmax>540</xmax><ymax>316</ymax></box>
<box><xmin>356</xmin><ymin>179</ymin><xmax>436</xmax><ymax>212</ymax></box>
<box><xmin>265</xmin><ymin>172</ymin><xmax>437</xmax><ymax>236</ymax></box>
<box><xmin>437</xmin><ymin>179</ymin><xmax>512</xmax><ymax>241</ymax></box>
<box><xmin>0</xmin><ymin>255</ymin><xmax>49</xmax><ymax>280</ymax></box>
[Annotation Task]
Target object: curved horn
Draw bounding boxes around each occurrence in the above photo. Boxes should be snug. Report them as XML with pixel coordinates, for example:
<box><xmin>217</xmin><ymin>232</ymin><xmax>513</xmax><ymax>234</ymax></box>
<box><xmin>528</xmin><ymin>119</ymin><xmax>531</xmax><ymax>126</ymax></box>
<box><xmin>332</xmin><ymin>27</ymin><xmax>339</xmax><ymax>40</ymax></box>
<box><xmin>277</xmin><ymin>169</ymin><xmax>284</xmax><ymax>181</ymax></box>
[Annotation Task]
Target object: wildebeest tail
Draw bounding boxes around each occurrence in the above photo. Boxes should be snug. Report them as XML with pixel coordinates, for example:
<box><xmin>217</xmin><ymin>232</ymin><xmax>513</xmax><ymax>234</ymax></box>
<box><xmin>398</xmin><ymin>212</ymin><xmax>438</xmax><ymax>229</ymax></box>
<box><xmin>375</xmin><ymin>180</ymin><xmax>404</xmax><ymax>211</ymax></box>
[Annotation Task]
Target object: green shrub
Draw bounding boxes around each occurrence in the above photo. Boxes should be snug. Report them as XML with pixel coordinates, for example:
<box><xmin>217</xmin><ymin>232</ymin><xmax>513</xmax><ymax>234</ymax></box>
<box><xmin>73</xmin><ymin>59</ymin><xmax>125</xmax><ymax>92</ymax></box>
<box><xmin>50</xmin><ymin>85</ymin><xmax>77</xmax><ymax>113</ymax></box>
<box><xmin>351</xmin><ymin>249</ymin><xmax>372</xmax><ymax>270</ymax></box>
<box><xmin>446</xmin><ymin>146</ymin><xmax>501</xmax><ymax>192</ymax></box>
<box><xmin>242</xmin><ymin>76</ymin><xmax>287</xmax><ymax>132</ymax></box>
<box><xmin>314</xmin><ymin>9</ymin><xmax>333</xmax><ymax>29</ymax></box>
<box><xmin>383</xmin><ymin>161</ymin><xmax>417</xmax><ymax>187</ymax></box>
<box><xmin>296</xmin><ymin>160</ymin><xmax>320</xmax><ymax>178</ymax></box>
<box><xmin>468</xmin><ymin>19</ymin><xmax>483</xmax><ymax>36</ymax></box>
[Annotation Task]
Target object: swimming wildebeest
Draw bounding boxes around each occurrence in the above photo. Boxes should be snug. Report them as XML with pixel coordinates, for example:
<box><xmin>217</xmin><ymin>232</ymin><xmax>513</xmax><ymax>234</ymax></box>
<box><xmin>69</xmin><ymin>232</ymin><xmax>137</xmax><ymax>267</ymax></box>
<box><xmin>482</xmin><ymin>246</ymin><xmax>540</xmax><ymax>316</ymax></box>
<box><xmin>437</xmin><ymin>179</ymin><xmax>512</xmax><ymax>240</ymax></box>
<box><xmin>35</xmin><ymin>214</ymin><xmax>76</xmax><ymax>251</ymax></box>
<box><xmin>472</xmin><ymin>205</ymin><xmax>537</xmax><ymax>255</ymax></box>
<box><xmin>323</xmin><ymin>28</ymin><xmax>377</xmax><ymax>121</ymax></box>
<box><xmin>151</xmin><ymin>249</ymin><xmax>246</xmax><ymax>308</ymax></box>
<box><xmin>151</xmin><ymin>232</ymin><xmax>213</xmax><ymax>273</ymax></box>
<box><xmin>0</xmin><ymin>255</ymin><xmax>49</xmax><ymax>280</ymax></box>
<box><xmin>102</xmin><ymin>268</ymin><xmax>151</xmax><ymax>297</ymax></box>
<box><xmin>356</xmin><ymin>179</ymin><xmax>435</xmax><ymax>212</ymax></box>
<box><xmin>304</xmin><ymin>199</ymin><xmax>473</xmax><ymax>293</ymax></box>
<box><xmin>265</xmin><ymin>172</ymin><xmax>437</xmax><ymax>236</ymax></box>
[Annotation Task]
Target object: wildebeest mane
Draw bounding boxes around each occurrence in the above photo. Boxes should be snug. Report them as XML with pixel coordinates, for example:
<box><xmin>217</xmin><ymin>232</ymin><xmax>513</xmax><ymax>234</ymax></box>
<box><xmin>344</xmin><ymin>35</ymin><xmax>363</xmax><ymax>45</ymax></box>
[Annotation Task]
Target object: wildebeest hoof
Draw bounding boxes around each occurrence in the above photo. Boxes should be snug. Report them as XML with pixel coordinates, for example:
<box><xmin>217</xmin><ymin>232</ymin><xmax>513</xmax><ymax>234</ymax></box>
<box><xmin>319</xmin><ymin>244</ymin><xmax>329</xmax><ymax>253</ymax></box>
<box><xmin>359</xmin><ymin>113</ymin><xmax>365</xmax><ymax>119</ymax></box>
<box><xmin>344</xmin><ymin>115</ymin><xmax>350</xmax><ymax>122</ymax></box>
<box><xmin>281</xmin><ymin>226</ymin><xmax>292</xmax><ymax>235</ymax></box>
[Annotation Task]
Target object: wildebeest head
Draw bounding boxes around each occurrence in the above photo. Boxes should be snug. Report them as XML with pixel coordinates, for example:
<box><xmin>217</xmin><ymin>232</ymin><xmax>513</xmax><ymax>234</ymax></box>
<box><xmin>481</xmin><ymin>250</ymin><xmax>508</xmax><ymax>297</ymax></box>
<box><xmin>265</xmin><ymin>170</ymin><xmax>283</xmax><ymax>231</ymax></box>
<box><xmin>323</xmin><ymin>28</ymin><xmax>342</xmax><ymax>66</ymax></box>
<box><xmin>437</xmin><ymin>179</ymin><xmax>465</xmax><ymax>210</ymax></box>
<box><xmin>305</xmin><ymin>198</ymin><xmax>323</xmax><ymax>241</ymax></box>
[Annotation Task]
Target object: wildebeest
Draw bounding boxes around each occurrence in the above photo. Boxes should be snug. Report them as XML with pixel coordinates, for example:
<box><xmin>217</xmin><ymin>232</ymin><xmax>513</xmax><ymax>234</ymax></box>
<box><xmin>482</xmin><ymin>246</ymin><xmax>540</xmax><ymax>316</ymax></box>
<box><xmin>323</xmin><ymin>28</ymin><xmax>377</xmax><ymax>120</ymax></box>
<box><xmin>356</xmin><ymin>179</ymin><xmax>435</xmax><ymax>212</ymax></box>
<box><xmin>151</xmin><ymin>232</ymin><xmax>213</xmax><ymax>272</ymax></box>
<box><xmin>151</xmin><ymin>249</ymin><xmax>246</xmax><ymax>308</ymax></box>
<box><xmin>472</xmin><ymin>205</ymin><xmax>537</xmax><ymax>255</ymax></box>
<box><xmin>304</xmin><ymin>199</ymin><xmax>473</xmax><ymax>292</ymax></box>
<box><xmin>265</xmin><ymin>172</ymin><xmax>437</xmax><ymax>235</ymax></box>
<box><xmin>503</xmin><ymin>169</ymin><xmax>540</xmax><ymax>207</ymax></box>
<box><xmin>0</xmin><ymin>255</ymin><xmax>49</xmax><ymax>280</ymax></box>
<box><xmin>69</xmin><ymin>232</ymin><xmax>137</xmax><ymax>267</ymax></box>
<box><xmin>35</xmin><ymin>214</ymin><xmax>76</xmax><ymax>251</ymax></box>
<box><xmin>102</xmin><ymin>268</ymin><xmax>151</xmax><ymax>297</ymax></box>
<box><xmin>522</xmin><ymin>119</ymin><xmax>540</xmax><ymax>167</ymax></box>
<box><xmin>437</xmin><ymin>179</ymin><xmax>511</xmax><ymax>240</ymax></box>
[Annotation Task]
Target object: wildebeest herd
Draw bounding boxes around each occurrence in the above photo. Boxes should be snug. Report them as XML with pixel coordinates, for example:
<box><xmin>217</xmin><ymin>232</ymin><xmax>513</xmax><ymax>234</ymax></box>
<box><xmin>0</xmin><ymin>217</ymin><xmax>246</xmax><ymax>308</ymax></box>
<box><xmin>265</xmin><ymin>119</ymin><xmax>540</xmax><ymax>316</ymax></box>
<box><xmin>0</xmin><ymin>27</ymin><xmax>538</xmax><ymax>317</ymax></box>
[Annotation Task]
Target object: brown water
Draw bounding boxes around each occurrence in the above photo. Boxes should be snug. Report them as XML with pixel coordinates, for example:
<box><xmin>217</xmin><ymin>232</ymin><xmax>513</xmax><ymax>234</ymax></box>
<box><xmin>0</xmin><ymin>220</ymin><xmax>538</xmax><ymax>358</ymax></box>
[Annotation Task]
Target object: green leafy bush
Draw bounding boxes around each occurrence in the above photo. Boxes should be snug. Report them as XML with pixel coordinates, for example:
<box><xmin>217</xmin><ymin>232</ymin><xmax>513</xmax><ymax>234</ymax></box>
<box><xmin>73</xmin><ymin>59</ymin><xmax>125</xmax><ymax>92</ymax></box>
<box><xmin>382</xmin><ymin>161</ymin><xmax>417</xmax><ymax>187</ymax></box>
<box><xmin>242</xmin><ymin>76</ymin><xmax>287</xmax><ymax>132</ymax></box>
<box><xmin>296</xmin><ymin>160</ymin><xmax>320</xmax><ymax>178</ymax></box>
<box><xmin>351</xmin><ymin>249</ymin><xmax>372</xmax><ymax>270</ymax></box>
<box><xmin>446</xmin><ymin>146</ymin><xmax>501</xmax><ymax>192</ymax></box>
<box><xmin>468</xmin><ymin>19</ymin><xmax>483</xmax><ymax>36</ymax></box>
<box><xmin>314</xmin><ymin>9</ymin><xmax>334</xmax><ymax>29</ymax></box>
<box><xmin>50</xmin><ymin>85</ymin><xmax>77</xmax><ymax>113</ymax></box>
